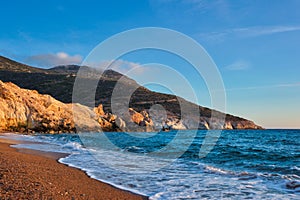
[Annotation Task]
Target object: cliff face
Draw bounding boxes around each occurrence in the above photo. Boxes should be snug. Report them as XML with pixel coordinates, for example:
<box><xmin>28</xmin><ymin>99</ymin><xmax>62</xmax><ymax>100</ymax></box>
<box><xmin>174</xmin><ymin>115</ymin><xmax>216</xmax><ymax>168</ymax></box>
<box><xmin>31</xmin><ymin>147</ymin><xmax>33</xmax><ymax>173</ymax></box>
<box><xmin>0</xmin><ymin>80</ymin><xmax>125</xmax><ymax>133</ymax></box>
<box><xmin>0</xmin><ymin>80</ymin><xmax>76</xmax><ymax>133</ymax></box>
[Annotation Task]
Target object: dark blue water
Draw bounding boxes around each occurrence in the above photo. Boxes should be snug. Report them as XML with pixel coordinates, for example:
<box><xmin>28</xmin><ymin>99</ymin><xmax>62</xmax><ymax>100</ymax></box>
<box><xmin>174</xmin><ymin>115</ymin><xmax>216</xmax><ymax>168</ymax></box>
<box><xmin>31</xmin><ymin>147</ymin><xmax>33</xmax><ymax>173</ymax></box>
<box><xmin>3</xmin><ymin>129</ymin><xmax>300</xmax><ymax>199</ymax></box>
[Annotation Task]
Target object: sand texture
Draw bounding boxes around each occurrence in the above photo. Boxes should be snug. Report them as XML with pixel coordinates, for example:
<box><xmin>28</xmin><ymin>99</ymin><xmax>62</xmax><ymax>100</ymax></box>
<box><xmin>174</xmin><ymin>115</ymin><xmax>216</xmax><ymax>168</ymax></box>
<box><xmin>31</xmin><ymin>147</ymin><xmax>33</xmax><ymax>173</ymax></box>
<box><xmin>0</xmin><ymin>139</ymin><xmax>148</xmax><ymax>200</ymax></box>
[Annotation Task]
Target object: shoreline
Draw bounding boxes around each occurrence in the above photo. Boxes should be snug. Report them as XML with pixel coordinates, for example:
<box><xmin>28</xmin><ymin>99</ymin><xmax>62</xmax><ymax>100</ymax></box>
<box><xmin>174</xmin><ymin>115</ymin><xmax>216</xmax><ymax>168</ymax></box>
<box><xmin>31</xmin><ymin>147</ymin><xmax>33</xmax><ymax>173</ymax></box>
<box><xmin>0</xmin><ymin>135</ymin><xmax>148</xmax><ymax>199</ymax></box>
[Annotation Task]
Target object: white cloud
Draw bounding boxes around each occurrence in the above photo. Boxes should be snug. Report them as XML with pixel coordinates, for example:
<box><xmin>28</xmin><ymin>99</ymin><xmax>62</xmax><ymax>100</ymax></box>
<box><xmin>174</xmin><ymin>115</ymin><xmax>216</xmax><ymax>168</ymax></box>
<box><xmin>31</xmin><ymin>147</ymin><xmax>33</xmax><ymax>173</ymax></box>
<box><xmin>276</xmin><ymin>82</ymin><xmax>300</xmax><ymax>87</ymax></box>
<box><xmin>226</xmin><ymin>82</ymin><xmax>300</xmax><ymax>92</ymax></box>
<box><xmin>199</xmin><ymin>25</ymin><xmax>300</xmax><ymax>41</ymax></box>
<box><xmin>26</xmin><ymin>52</ymin><xmax>82</xmax><ymax>67</ymax></box>
<box><xmin>225</xmin><ymin>60</ymin><xmax>250</xmax><ymax>71</ymax></box>
<box><xmin>85</xmin><ymin>59</ymin><xmax>145</xmax><ymax>75</ymax></box>
<box><xmin>232</xmin><ymin>25</ymin><xmax>300</xmax><ymax>37</ymax></box>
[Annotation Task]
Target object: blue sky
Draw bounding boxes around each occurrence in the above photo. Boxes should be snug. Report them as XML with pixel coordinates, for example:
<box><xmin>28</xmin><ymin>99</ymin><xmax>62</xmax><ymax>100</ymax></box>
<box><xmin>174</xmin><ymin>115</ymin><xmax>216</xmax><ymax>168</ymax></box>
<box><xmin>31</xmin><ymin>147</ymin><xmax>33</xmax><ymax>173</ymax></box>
<box><xmin>1</xmin><ymin>0</ymin><xmax>300</xmax><ymax>128</ymax></box>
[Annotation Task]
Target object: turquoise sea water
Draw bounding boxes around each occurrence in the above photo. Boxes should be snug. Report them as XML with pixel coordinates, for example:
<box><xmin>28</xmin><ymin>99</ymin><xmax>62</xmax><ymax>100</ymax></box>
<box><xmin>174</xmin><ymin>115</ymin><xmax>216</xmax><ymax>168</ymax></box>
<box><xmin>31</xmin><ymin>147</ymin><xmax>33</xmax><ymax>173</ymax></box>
<box><xmin>2</xmin><ymin>130</ymin><xmax>300</xmax><ymax>199</ymax></box>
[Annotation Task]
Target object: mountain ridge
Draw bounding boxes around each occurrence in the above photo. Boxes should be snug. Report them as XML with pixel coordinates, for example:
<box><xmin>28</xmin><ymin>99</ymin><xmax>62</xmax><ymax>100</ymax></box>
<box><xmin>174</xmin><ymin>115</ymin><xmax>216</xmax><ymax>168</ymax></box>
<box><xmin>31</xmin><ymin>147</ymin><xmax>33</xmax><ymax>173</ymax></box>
<box><xmin>0</xmin><ymin>55</ymin><xmax>263</xmax><ymax>130</ymax></box>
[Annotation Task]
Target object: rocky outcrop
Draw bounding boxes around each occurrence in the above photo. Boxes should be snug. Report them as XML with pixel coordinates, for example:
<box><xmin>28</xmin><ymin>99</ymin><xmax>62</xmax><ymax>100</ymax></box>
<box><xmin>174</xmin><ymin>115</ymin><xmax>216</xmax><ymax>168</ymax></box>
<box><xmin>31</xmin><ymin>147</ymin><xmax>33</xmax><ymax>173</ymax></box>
<box><xmin>0</xmin><ymin>80</ymin><xmax>262</xmax><ymax>134</ymax></box>
<box><xmin>93</xmin><ymin>104</ymin><xmax>105</xmax><ymax>116</ymax></box>
<box><xmin>147</xmin><ymin>116</ymin><xmax>261</xmax><ymax>131</ymax></box>
<box><xmin>128</xmin><ymin>108</ymin><xmax>153</xmax><ymax>127</ymax></box>
<box><xmin>0</xmin><ymin>80</ymin><xmax>152</xmax><ymax>133</ymax></box>
<box><xmin>0</xmin><ymin>81</ymin><xmax>104</xmax><ymax>133</ymax></box>
<box><xmin>0</xmin><ymin>81</ymin><xmax>72</xmax><ymax>133</ymax></box>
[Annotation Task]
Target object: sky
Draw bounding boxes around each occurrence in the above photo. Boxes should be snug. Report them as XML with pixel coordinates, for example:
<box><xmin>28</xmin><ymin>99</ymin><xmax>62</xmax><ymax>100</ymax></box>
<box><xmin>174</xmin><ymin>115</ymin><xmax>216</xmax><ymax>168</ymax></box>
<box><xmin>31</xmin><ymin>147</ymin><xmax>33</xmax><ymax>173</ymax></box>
<box><xmin>0</xmin><ymin>0</ymin><xmax>300</xmax><ymax>128</ymax></box>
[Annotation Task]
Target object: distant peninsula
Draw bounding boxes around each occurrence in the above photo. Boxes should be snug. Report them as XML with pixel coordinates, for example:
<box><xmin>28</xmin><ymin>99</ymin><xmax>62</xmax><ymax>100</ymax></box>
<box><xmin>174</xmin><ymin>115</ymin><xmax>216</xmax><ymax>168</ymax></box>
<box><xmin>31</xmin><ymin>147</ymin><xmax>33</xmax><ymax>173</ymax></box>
<box><xmin>0</xmin><ymin>56</ymin><xmax>262</xmax><ymax>133</ymax></box>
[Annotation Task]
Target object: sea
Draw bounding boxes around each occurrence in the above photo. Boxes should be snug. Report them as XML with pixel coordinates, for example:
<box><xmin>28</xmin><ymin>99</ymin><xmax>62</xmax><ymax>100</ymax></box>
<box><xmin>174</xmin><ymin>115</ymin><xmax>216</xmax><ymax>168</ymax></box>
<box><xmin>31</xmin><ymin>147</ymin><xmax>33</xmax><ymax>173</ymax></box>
<box><xmin>1</xmin><ymin>129</ymin><xmax>300</xmax><ymax>199</ymax></box>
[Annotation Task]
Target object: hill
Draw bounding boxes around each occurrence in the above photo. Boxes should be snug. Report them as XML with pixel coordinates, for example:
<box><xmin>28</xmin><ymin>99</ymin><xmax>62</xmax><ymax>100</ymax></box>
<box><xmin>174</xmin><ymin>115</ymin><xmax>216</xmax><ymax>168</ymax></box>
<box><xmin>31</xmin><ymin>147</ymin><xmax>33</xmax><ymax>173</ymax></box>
<box><xmin>0</xmin><ymin>55</ymin><xmax>262</xmax><ymax>130</ymax></box>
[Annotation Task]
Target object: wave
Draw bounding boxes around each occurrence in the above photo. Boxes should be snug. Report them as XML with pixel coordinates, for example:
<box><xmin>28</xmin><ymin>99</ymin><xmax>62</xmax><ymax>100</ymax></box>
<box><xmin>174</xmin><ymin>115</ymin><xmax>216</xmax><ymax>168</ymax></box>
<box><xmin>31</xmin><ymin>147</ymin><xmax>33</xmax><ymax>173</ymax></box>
<box><xmin>2</xmin><ymin>130</ymin><xmax>300</xmax><ymax>199</ymax></box>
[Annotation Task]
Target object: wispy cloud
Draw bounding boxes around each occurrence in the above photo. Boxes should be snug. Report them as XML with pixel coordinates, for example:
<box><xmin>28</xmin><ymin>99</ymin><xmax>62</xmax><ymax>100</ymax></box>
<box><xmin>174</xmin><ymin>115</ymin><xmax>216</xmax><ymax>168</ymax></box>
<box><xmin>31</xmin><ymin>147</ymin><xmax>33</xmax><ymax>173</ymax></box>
<box><xmin>25</xmin><ymin>52</ymin><xmax>82</xmax><ymax>68</ymax></box>
<box><xmin>226</xmin><ymin>82</ymin><xmax>300</xmax><ymax>92</ymax></box>
<box><xmin>199</xmin><ymin>25</ymin><xmax>300</xmax><ymax>41</ymax></box>
<box><xmin>232</xmin><ymin>25</ymin><xmax>300</xmax><ymax>37</ymax></box>
<box><xmin>155</xmin><ymin>0</ymin><xmax>229</xmax><ymax>16</ymax></box>
<box><xmin>276</xmin><ymin>82</ymin><xmax>300</xmax><ymax>87</ymax></box>
<box><xmin>225</xmin><ymin>60</ymin><xmax>250</xmax><ymax>71</ymax></box>
<box><xmin>187</xmin><ymin>0</ymin><xmax>230</xmax><ymax>16</ymax></box>
<box><xmin>183</xmin><ymin>0</ymin><xmax>214</xmax><ymax>12</ymax></box>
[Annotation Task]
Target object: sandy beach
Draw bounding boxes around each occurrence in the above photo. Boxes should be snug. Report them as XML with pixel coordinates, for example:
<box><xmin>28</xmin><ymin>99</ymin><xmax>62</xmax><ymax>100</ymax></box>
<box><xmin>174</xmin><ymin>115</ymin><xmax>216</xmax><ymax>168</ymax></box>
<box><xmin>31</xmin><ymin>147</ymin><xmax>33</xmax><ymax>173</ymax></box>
<box><xmin>0</xmin><ymin>137</ymin><xmax>148</xmax><ymax>200</ymax></box>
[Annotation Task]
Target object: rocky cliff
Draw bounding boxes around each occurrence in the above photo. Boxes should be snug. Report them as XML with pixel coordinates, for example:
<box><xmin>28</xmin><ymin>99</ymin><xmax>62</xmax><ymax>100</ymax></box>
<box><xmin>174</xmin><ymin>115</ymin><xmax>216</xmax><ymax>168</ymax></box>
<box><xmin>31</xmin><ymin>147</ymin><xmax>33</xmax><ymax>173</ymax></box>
<box><xmin>0</xmin><ymin>80</ymin><xmax>261</xmax><ymax>134</ymax></box>
<box><xmin>0</xmin><ymin>80</ymin><xmax>133</xmax><ymax>133</ymax></box>
<box><xmin>0</xmin><ymin>80</ymin><xmax>80</xmax><ymax>133</ymax></box>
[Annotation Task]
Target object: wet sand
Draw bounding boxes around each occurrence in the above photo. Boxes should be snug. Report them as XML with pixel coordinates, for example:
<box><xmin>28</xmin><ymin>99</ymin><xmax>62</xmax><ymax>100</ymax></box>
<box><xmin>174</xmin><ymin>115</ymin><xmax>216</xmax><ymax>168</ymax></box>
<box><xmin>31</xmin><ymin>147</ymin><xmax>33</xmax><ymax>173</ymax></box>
<box><xmin>0</xmin><ymin>137</ymin><xmax>148</xmax><ymax>200</ymax></box>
